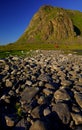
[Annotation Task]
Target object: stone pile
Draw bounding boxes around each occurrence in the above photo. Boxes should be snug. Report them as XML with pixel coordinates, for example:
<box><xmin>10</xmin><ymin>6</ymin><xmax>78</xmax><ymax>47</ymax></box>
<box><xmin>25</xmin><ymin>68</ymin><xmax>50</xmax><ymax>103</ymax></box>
<box><xmin>0</xmin><ymin>50</ymin><xmax>82</xmax><ymax>130</ymax></box>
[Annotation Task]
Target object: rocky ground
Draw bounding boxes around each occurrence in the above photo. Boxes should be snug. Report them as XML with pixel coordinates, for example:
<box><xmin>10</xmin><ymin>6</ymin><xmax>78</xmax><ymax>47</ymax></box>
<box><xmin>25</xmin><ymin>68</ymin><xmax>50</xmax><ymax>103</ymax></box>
<box><xmin>0</xmin><ymin>50</ymin><xmax>82</xmax><ymax>130</ymax></box>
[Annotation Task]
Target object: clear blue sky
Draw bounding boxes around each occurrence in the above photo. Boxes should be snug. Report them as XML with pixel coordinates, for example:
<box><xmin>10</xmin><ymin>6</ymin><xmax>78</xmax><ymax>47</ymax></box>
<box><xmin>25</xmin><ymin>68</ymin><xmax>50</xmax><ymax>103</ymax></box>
<box><xmin>0</xmin><ymin>0</ymin><xmax>82</xmax><ymax>45</ymax></box>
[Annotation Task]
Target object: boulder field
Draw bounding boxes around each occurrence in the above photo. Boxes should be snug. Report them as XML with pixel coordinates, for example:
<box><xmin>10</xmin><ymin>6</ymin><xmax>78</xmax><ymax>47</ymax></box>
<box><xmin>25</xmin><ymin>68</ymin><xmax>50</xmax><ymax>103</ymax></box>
<box><xmin>0</xmin><ymin>50</ymin><xmax>82</xmax><ymax>130</ymax></box>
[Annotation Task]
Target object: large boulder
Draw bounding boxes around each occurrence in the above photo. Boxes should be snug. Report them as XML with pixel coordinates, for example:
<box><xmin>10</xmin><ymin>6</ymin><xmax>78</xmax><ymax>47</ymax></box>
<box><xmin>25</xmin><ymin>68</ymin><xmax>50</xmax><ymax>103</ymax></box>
<box><xmin>29</xmin><ymin>120</ymin><xmax>47</xmax><ymax>130</ymax></box>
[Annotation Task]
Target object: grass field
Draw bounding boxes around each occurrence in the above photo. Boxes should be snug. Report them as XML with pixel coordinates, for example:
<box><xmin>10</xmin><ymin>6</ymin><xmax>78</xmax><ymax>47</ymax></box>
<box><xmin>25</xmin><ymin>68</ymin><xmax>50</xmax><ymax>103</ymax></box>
<box><xmin>0</xmin><ymin>39</ymin><xmax>82</xmax><ymax>58</ymax></box>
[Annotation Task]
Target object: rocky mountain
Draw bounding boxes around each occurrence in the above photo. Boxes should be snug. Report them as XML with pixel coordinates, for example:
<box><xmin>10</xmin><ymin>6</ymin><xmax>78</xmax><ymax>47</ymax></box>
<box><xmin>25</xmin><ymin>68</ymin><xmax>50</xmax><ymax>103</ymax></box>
<box><xmin>17</xmin><ymin>5</ymin><xmax>82</xmax><ymax>43</ymax></box>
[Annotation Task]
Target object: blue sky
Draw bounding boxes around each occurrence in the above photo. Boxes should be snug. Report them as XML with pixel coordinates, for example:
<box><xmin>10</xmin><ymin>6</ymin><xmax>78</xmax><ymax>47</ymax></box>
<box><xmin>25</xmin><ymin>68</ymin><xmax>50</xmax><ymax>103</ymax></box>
<box><xmin>0</xmin><ymin>0</ymin><xmax>82</xmax><ymax>45</ymax></box>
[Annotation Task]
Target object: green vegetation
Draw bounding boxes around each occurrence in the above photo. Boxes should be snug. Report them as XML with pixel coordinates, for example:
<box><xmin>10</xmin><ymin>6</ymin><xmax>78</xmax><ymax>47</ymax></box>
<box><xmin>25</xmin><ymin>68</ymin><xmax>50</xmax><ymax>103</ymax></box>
<box><xmin>15</xmin><ymin>102</ymin><xmax>23</xmax><ymax>117</ymax></box>
<box><xmin>0</xmin><ymin>39</ymin><xmax>82</xmax><ymax>58</ymax></box>
<box><xmin>67</xmin><ymin>10</ymin><xmax>82</xmax><ymax>36</ymax></box>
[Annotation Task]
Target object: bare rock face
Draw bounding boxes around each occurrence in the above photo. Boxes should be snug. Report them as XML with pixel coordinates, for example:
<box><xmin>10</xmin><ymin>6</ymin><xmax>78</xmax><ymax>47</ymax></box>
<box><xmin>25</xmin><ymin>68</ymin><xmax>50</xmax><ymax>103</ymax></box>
<box><xmin>21</xmin><ymin>87</ymin><xmax>39</xmax><ymax>103</ymax></box>
<box><xmin>51</xmin><ymin>12</ymin><xmax>75</xmax><ymax>39</ymax></box>
<box><xmin>52</xmin><ymin>103</ymin><xmax>71</xmax><ymax>125</ymax></box>
<box><xmin>71</xmin><ymin>113</ymin><xmax>82</xmax><ymax>125</ymax></box>
<box><xmin>74</xmin><ymin>92</ymin><xmax>82</xmax><ymax>108</ymax></box>
<box><xmin>5</xmin><ymin>116</ymin><xmax>15</xmax><ymax>127</ymax></box>
<box><xmin>29</xmin><ymin>120</ymin><xmax>47</xmax><ymax>130</ymax></box>
<box><xmin>18</xmin><ymin>5</ymin><xmax>76</xmax><ymax>43</ymax></box>
<box><xmin>54</xmin><ymin>88</ymin><xmax>71</xmax><ymax>102</ymax></box>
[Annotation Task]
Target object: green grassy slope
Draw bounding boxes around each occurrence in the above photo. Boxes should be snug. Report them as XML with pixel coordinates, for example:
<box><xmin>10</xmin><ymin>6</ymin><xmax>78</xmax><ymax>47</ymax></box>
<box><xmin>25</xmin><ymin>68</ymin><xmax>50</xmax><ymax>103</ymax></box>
<box><xmin>67</xmin><ymin>10</ymin><xmax>82</xmax><ymax>36</ymax></box>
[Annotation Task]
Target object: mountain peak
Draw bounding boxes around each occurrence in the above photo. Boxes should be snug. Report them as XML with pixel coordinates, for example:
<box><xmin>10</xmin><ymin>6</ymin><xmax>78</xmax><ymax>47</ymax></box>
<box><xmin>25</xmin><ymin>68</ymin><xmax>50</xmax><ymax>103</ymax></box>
<box><xmin>17</xmin><ymin>5</ymin><xmax>82</xmax><ymax>44</ymax></box>
<box><xmin>39</xmin><ymin>5</ymin><xmax>54</xmax><ymax>10</ymax></box>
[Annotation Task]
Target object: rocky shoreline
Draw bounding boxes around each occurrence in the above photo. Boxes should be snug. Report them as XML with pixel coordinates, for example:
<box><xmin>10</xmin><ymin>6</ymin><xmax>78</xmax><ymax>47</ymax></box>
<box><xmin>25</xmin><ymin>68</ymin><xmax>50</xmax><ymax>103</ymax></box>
<box><xmin>0</xmin><ymin>50</ymin><xmax>82</xmax><ymax>130</ymax></box>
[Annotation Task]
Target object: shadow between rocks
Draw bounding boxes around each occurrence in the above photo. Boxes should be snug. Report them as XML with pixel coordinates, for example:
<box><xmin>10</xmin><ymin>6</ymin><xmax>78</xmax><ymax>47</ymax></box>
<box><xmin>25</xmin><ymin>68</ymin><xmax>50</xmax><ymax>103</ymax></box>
<box><xmin>12</xmin><ymin>127</ymin><xmax>26</xmax><ymax>130</ymax></box>
<box><xmin>39</xmin><ymin>110</ymin><xmax>72</xmax><ymax>130</ymax></box>
<box><xmin>74</xmin><ymin>25</ymin><xmax>81</xmax><ymax>36</ymax></box>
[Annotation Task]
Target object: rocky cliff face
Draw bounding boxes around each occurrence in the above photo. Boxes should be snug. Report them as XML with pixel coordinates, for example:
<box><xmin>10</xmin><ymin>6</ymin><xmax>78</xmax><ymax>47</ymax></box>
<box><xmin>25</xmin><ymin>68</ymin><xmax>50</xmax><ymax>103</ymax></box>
<box><xmin>18</xmin><ymin>5</ymin><xmax>78</xmax><ymax>43</ymax></box>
